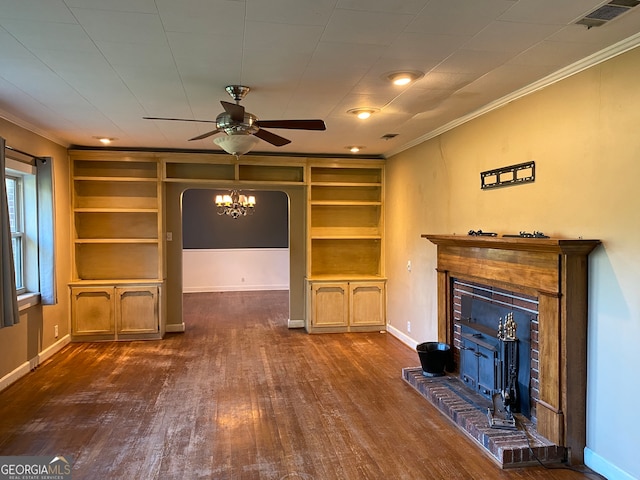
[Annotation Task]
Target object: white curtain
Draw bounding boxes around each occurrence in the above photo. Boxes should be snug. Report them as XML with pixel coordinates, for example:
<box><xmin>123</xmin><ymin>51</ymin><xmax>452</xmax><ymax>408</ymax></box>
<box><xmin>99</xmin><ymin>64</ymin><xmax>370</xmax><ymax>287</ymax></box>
<box><xmin>1</xmin><ymin>137</ymin><xmax>20</xmax><ymax>327</ymax></box>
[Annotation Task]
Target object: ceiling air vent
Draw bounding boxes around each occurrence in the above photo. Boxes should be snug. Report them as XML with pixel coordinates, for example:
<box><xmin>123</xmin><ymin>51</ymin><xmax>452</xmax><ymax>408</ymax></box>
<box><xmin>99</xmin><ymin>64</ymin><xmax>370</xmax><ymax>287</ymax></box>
<box><xmin>576</xmin><ymin>0</ymin><xmax>640</xmax><ymax>28</ymax></box>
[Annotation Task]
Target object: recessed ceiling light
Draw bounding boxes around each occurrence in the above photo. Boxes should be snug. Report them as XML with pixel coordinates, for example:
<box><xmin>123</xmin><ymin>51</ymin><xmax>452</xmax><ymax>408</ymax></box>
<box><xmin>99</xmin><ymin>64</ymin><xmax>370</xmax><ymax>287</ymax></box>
<box><xmin>347</xmin><ymin>108</ymin><xmax>379</xmax><ymax>120</ymax></box>
<box><xmin>93</xmin><ymin>136</ymin><xmax>117</xmax><ymax>145</ymax></box>
<box><xmin>346</xmin><ymin>146</ymin><xmax>364</xmax><ymax>153</ymax></box>
<box><xmin>385</xmin><ymin>70</ymin><xmax>424</xmax><ymax>86</ymax></box>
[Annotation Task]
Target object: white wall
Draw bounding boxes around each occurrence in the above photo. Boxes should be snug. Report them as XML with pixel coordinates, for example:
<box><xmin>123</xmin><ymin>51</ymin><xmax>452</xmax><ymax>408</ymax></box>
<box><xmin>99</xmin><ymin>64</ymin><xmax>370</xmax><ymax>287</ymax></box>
<box><xmin>182</xmin><ymin>248</ymin><xmax>289</xmax><ymax>292</ymax></box>
<box><xmin>385</xmin><ymin>46</ymin><xmax>640</xmax><ymax>480</ymax></box>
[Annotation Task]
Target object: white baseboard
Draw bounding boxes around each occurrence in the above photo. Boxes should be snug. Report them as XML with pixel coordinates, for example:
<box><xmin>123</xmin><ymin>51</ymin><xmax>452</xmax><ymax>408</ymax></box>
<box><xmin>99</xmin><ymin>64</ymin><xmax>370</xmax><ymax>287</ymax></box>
<box><xmin>166</xmin><ymin>322</ymin><xmax>186</xmax><ymax>333</ymax></box>
<box><xmin>0</xmin><ymin>363</ymin><xmax>31</xmax><ymax>393</ymax></box>
<box><xmin>0</xmin><ymin>334</ymin><xmax>71</xmax><ymax>393</ymax></box>
<box><xmin>288</xmin><ymin>319</ymin><xmax>305</xmax><ymax>329</ymax></box>
<box><xmin>585</xmin><ymin>448</ymin><xmax>636</xmax><ymax>480</ymax></box>
<box><xmin>38</xmin><ymin>334</ymin><xmax>71</xmax><ymax>364</ymax></box>
<box><xmin>386</xmin><ymin>324</ymin><xmax>419</xmax><ymax>350</ymax></box>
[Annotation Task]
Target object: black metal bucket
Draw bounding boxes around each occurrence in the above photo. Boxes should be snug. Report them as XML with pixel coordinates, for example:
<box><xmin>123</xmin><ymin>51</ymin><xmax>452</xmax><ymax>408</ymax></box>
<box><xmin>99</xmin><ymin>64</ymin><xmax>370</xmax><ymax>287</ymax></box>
<box><xmin>416</xmin><ymin>342</ymin><xmax>451</xmax><ymax>377</ymax></box>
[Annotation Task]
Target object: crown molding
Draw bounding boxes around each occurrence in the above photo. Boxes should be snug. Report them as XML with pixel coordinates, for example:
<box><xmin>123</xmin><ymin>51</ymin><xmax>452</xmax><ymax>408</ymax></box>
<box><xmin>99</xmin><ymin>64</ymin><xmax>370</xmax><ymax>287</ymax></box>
<box><xmin>0</xmin><ymin>110</ymin><xmax>69</xmax><ymax>148</ymax></box>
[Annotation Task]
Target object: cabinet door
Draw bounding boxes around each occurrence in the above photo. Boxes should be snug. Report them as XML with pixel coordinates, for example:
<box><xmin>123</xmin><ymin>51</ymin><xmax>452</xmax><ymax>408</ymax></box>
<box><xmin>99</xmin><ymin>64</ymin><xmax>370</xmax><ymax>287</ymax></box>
<box><xmin>116</xmin><ymin>286</ymin><xmax>159</xmax><ymax>334</ymax></box>
<box><xmin>310</xmin><ymin>283</ymin><xmax>348</xmax><ymax>327</ymax></box>
<box><xmin>71</xmin><ymin>286</ymin><xmax>115</xmax><ymax>336</ymax></box>
<box><xmin>349</xmin><ymin>281</ymin><xmax>385</xmax><ymax>327</ymax></box>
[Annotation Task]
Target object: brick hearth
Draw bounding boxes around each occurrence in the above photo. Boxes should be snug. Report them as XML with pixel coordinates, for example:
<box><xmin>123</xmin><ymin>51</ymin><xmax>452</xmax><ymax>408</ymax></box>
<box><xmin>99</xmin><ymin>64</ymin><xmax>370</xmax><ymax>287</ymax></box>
<box><xmin>402</xmin><ymin>367</ymin><xmax>566</xmax><ymax>468</ymax></box>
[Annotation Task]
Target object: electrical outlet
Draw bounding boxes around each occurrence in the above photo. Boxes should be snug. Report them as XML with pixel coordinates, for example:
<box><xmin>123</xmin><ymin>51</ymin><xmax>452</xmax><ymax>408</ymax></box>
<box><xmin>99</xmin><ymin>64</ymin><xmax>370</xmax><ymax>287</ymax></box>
<box><xmin>407</xmin><ymin>260</ymin><xmax>412</xmax><ymax>272</ymax></box>
<box><xmin>407</xmin><ymin>321</ymin><xmax>411</xmax><ymax>333</ymax></box>
<box><xmin>54</xmin><ymin>325</ymin><xmax>58</xmax><ymax>338</ymax></box>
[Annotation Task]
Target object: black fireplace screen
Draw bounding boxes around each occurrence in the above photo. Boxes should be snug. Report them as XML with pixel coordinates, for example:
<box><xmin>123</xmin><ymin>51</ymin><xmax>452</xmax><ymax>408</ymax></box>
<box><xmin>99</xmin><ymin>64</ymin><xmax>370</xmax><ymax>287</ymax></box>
<box><xmin>458</xmin><ymin>290</ymin><xmax>534</xmax><ymax>419</ymax></box>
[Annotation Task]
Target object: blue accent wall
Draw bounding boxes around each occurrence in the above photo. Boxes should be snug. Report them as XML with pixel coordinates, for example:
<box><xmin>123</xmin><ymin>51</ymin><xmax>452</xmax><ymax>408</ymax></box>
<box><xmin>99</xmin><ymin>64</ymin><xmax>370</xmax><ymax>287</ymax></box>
<box><xmin>182</xmin><ymin>189</ymin><xmax>288</xmax><ymax>249</ymax></box>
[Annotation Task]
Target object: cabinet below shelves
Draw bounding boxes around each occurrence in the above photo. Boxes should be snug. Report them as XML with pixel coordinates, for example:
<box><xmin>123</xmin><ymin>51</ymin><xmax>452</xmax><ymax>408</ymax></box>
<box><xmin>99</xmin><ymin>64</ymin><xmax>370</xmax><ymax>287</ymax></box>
<box><xmin>307</xmin><ymin>280</ymin><xmax>386</xmax><ymax>333</ymax></box>
<box><xmin>70</xmin><ymin>283</ymin><xmax>162</xmax><ymax>341</ymax></box>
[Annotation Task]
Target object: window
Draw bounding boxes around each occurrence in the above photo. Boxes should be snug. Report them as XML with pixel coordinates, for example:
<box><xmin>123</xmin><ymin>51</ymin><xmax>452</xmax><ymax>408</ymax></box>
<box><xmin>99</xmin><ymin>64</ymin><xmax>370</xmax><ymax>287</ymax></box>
<box><xmin>5</xmin><ymin>157</ymin><xmax>38</xmax><ymax>303</ymax></box>
<box><xmin>5</xmin><ymin>174</ymin><xmax>25</xmax><ymax>293</ymax></box>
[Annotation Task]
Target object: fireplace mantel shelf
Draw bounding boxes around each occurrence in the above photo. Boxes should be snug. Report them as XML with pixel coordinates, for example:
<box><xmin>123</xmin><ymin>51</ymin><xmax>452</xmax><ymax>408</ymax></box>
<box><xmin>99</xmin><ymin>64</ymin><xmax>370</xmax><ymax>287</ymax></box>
<box><xmin>422</xmin><ymin>234</ymin><xmax>600</xmax><ymax>255</ymax></box>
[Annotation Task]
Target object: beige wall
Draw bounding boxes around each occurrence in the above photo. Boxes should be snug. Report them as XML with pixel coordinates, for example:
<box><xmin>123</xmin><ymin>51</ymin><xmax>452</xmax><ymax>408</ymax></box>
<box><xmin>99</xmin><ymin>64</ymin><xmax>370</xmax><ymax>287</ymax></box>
<box><xmin>0</xmin><ymin>119</ymin><xmax>70</xmax><ymax>380</ymax></box>
<box><xmin>385</xmin><ymin>46</ymin><xmax>640</xmax><ymax>478</ymax></box>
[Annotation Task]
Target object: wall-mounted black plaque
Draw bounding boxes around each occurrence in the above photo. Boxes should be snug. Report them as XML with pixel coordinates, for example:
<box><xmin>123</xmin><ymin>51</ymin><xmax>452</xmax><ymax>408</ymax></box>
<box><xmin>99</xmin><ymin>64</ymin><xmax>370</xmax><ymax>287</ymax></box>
<box><xmin>481</xmin><ymin>161</ymin><xmax>535</xmax><ymax>190</ymax></box>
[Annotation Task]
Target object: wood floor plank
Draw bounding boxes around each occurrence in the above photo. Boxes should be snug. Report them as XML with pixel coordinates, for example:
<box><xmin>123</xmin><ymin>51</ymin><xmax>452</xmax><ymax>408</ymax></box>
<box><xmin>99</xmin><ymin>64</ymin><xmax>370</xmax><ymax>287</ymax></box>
<box><xmin>0</xmin><ymin>291</ymin><xmax>602</xmax><ymax>479</ymax></box>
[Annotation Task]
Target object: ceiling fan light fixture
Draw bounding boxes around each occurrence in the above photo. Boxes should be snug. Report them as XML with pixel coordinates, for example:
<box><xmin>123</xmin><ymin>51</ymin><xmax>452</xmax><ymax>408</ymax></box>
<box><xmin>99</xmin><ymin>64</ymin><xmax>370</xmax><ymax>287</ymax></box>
<box><xmin>386</xmin><ymin>70</ymin><xmax>424</xmax><ymax>86</ymax></box>
<box><xmin>214</xmin><ymin>134</ymin><xmax>259</xmax><ymax>156</ymax></box>
<box><xmin>347</xmin><ymin>108</ymin><xmax>379</xmax><ymax>119</ymax></box>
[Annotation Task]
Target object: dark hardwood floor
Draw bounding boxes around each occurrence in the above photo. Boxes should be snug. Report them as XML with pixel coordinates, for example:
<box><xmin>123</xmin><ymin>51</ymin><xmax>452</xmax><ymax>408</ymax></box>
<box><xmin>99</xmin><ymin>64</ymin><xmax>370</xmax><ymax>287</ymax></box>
<box><xmin>0</xmin><ymin>291</ymin><xmax>602</xmax><ymax>479</ymax></box>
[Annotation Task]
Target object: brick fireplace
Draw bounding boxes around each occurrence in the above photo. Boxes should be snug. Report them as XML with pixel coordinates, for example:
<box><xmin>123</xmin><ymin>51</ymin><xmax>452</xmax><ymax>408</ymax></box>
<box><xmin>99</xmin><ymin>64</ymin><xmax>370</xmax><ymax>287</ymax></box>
<box><xmin>422</xmin><ymin>234</ymin><xmax>600</xmax><ymax>465</ymax></box>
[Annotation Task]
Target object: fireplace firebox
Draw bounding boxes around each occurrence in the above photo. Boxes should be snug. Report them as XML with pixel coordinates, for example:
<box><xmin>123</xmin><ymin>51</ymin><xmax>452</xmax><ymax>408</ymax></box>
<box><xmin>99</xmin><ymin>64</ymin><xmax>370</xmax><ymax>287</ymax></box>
<box><xmin>456</xmin><ymin>283</ymin><xmax>535</xmax><ymax>422</ymax></box>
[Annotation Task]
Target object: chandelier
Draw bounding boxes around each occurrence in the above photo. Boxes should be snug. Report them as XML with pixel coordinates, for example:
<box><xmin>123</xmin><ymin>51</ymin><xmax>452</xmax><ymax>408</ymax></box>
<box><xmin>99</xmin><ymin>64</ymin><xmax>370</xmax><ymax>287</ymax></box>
<box><xmin>215</xmin><ymin>190</ymin><xmax>256</xmax><ymax>218</ymax></box>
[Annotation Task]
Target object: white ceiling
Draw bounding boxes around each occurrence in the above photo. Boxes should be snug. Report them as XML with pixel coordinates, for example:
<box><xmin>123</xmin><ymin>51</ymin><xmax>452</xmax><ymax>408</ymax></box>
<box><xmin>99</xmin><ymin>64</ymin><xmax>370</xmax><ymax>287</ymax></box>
<box><xmin>1</xmin><ymin>0</ymin><xmax>639</xmax><ymax>158</ymax></box>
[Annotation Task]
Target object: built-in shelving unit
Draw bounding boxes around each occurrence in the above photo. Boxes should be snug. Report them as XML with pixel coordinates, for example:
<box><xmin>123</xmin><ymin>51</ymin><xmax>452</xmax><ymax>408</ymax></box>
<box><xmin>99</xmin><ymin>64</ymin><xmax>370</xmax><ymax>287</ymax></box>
<box><xmin>67</xmin><ymin>151</ymin><xmax>386</xmax><ymax>338</ymax></box>
<box><xmin>69</xmin><ymin>152</ymin><xmax>164</xmax><ymax>341</ymax></box>
<box><xmin>306</xmin><ymin>161</ymin><xmax>385</xmax><ymax>332</ymax></box>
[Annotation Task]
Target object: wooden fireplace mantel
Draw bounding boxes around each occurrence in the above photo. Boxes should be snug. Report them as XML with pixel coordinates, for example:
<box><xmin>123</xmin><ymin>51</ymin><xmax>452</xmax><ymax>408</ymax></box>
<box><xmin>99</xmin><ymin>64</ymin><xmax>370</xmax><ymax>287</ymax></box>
<box><xmin>423</xmin><ymin>234</ymin><xmax>600</xmax><ymax>255</ymax></box>
<box><xmin>422</xmin><ymin>234</ymin><xmax>600</xmax><ymax>464</ymax></box>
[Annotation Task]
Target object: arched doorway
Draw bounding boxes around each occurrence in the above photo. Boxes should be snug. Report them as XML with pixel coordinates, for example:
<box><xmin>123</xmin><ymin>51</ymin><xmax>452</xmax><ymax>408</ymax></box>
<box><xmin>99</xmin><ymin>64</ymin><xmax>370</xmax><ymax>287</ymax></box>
<box><xmin>162</xmin><ymin>181</ymin><xmax>306</xmax><ymax>333</ymax></box>
<box><xmin>181</xmin><ymin>188</ymin><xmax>290</xmax><ymax>295</ymax></box>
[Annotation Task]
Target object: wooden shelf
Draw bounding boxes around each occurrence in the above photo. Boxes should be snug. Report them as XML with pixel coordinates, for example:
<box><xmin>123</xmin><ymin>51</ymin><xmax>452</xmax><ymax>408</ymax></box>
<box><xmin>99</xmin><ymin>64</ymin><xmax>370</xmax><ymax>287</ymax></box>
<box><xmin>74</xmin><ymin>243</ymin><xmax>159</xmax><ymax>280</ymax></box>
<box><xmin>74</xmin><ymin>180</ymin><xmax>158</xmax><ymax>209</ymax></box>
<box><xmin>311</xmin><ymin>230</ymin><xmax>381</xmax><ymax>239</ymax></box>
<box><xmin>73</xmin><ymin>176</ymin><xmax>158</xmax><ymax>182</ymax></box>
<box><xmin>309</xmin><ymin>166</ymin><xmax>382</xmax><ymax>184</ymax></box>
<box><xmin>165</xmin><ymin>162</ymin><xmax>235</xmax><ymax>181</ymax></box>
<box><xmin>73</xmin><ymin>207</ymin><xmax>158</xmax><ymax>213</ymax></box>
<box><xmin>307</xmin><ymin>274</ymin><xmax>385</xmax><ymax>281</ymax></box>
<box><xmin>73</xmin><ymin>159</ymin><xmax>157</xmax><ymax>179</ymax></box>
<box><xmin>310</xmin><ymin>235</ymin><xmax>381</xmax><ymax>278</ymax></box>
<box><xmin>70</xmin><ymin>279</ymin><xmax>163</xmax><ymax>286</ymax></box>
<box><xmin>238</xmin><ymin>164</ymin><xmax>304</xmax><ymax>183</ymax></box>
<box><xmin>310</xmin><ymin>181</ymin><xmax>381</xmax><ymax>187</ymax></box>
<box><xmin>310</xmin><ymin>200</ymin><xmax>381</xmax><ymax>206</ymax></box>
<box><xmin>74</xmin><ymin>239</ymin><xmax>159</xmax><ymax>244</ymax></box>
<box><xmin>75</xmin><ymin>211</ymin><xmax>158</xmax><ymax>239</ymax></box>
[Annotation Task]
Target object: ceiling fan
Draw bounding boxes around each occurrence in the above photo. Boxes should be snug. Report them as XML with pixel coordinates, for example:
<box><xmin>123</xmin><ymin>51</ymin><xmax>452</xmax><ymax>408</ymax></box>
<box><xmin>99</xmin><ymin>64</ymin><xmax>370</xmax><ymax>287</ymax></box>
<box><xmin>143</xmin><ymin>85</ymin><xmax>326</xmax><ymax>155</ymax></box>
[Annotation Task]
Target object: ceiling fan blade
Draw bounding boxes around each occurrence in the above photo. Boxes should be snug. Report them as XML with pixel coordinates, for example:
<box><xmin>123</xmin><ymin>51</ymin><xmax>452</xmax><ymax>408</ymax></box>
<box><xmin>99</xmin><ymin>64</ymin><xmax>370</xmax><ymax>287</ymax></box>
<box><xmin>220</xmin><ymin>101</ymin><xmax>245</xmax><ymax>122</ymax></box>
<box><xmin>254</xmin><ymin>128</ymin><xmax>291</xmax><ymax>147</ymax></box>
<box><xmin>255</xmin><ymin>119</ymin><xmax>326</xmax><ymax>130</ymax></box>
<box><xmin>143</xmin><ymin>116</ymin><xmax>217</xmax><ymax>124</ymax></box>
<box><xmin>188</xmin><ymin>129</ymin><xmax>221</xmax><ymax>141</ymax></box>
